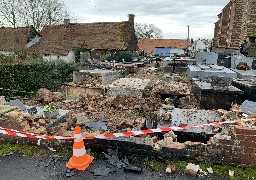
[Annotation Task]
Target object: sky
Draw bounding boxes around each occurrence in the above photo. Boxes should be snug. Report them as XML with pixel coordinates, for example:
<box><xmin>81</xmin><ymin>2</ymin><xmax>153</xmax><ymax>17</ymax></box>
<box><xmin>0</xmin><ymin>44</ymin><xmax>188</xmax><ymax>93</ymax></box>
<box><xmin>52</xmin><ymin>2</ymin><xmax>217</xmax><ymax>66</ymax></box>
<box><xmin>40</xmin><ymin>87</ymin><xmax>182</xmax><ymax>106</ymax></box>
<box><xmin>63</xmin><ymin>0</ymin><xmax>230</xmax><ymax>40</ymax></box>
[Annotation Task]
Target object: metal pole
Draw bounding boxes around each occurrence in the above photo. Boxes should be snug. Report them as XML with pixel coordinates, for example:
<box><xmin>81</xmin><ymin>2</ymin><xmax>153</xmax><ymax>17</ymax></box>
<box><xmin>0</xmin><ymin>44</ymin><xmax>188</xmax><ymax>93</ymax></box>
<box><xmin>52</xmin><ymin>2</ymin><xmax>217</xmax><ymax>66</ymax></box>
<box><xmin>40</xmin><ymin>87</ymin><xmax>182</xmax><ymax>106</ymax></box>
<box><xmin>187</xmin><ymin>25</ymin><xmax>190</xmax><ymax>55</ymax></box>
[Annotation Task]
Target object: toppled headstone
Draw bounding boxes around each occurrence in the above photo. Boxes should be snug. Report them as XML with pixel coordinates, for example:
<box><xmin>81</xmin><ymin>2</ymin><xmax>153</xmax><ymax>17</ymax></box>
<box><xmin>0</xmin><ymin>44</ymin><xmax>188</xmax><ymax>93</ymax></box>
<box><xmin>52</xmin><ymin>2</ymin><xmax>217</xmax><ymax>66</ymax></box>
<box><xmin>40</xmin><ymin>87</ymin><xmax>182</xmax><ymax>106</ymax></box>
<box><xmin>240</xmin><ymin>100</ymin><xmax>256</xmax><ymax>115</ymax></box>
<box><xmin>8</xmin><ymin>99</ymin><xmax>26</xmax><ymax>111</ymax></box>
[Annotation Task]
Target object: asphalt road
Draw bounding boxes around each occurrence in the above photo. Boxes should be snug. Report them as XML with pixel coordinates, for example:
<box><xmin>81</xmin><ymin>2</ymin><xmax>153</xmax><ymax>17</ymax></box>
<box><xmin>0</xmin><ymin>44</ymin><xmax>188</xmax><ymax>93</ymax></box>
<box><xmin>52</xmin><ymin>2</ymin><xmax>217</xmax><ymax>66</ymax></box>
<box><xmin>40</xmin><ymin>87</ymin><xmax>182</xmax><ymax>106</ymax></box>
<box><xmin>0</xmin><ymin>152</ymin><xmax>226</xmax><ymax>180</ymax></box>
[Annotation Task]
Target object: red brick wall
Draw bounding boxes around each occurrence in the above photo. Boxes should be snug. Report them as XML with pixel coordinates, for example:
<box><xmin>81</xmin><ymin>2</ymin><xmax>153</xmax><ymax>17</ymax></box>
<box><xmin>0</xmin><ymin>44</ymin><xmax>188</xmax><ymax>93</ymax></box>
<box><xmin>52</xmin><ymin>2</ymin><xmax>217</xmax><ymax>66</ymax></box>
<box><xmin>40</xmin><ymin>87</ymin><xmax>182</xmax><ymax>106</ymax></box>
<box><xmin>211</xmin><ymin>126</ymin><xmax>256</xmax><ymax>165</ymax></box>
<box><xmin>213</xmin><ymin>0</ymin><xmax>256</xmax><ymax>49</ymax></box>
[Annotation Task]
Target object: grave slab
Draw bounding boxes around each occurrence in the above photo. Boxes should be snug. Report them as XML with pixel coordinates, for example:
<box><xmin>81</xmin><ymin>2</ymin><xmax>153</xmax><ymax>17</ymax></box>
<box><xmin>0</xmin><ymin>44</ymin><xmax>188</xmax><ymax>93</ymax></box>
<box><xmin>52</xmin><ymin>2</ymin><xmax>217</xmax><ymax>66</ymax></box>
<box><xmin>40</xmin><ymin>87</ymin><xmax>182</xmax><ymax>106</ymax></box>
<box><xmin>232</xmin><ymin>79</ymin><xmax>256</xmax><ymax>101</ymax></box>
<box><xmin>107</xmin><ymin>78</ymin><xmax>151</xmax><ymax>98</ymax></box>
<box><xmin>187</xmin><ymin>65</ymin><xmax>237</xmax><ymax>80</ymax></box>
<box><xmin>196</xmin><ymin>52</ymin><xmax>218</xmax><ymax>65</ymax></box>
<box><xmin>240</xmin><ymin>100</ymin><xmax>256</xmax><ymax>115</ymax></box>
<box><xmin>158</xmin><ymin>108</ymin><xmax>222</xmax><ymax>134</ymax></box>
<box><xmin>231</xmin><ymin>69</ymin><xmax>256</xmax><ymax>80</ymax></box>
<box><xmin>192</xmin><ymin>80</ymin><xmax>243</xmax><ymax>110</ymax></box>
<box><xmin>79</xmin><ymin>69</ymin><xmax>121</xmax><ymax>86</ymax></box>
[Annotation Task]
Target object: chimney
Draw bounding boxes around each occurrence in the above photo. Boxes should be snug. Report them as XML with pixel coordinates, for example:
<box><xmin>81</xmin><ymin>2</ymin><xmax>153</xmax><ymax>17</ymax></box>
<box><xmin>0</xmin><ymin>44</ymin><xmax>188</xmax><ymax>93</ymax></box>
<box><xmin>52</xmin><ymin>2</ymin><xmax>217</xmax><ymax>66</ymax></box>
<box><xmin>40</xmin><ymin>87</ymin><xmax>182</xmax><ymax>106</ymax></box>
<box><xmin>64</xmin><ymin>19</ymin><xmax>70</xmax><ymax>25</ymax></box>
<box><xmin>128</xmin><ymin>14</ymin><xmax>135</xmax><ymax>24</ymax></box>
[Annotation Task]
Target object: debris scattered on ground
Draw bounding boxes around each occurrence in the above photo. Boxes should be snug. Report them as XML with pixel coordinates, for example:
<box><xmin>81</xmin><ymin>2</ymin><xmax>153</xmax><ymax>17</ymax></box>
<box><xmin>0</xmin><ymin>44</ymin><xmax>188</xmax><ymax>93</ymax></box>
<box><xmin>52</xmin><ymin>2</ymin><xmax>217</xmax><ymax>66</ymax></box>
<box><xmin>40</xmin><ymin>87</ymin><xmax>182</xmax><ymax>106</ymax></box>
<box><xmin>166</xmin><ymin>165</ymin><xmax>176</xmax><ymax>173</ymax></box>
<box><xmin>185</xmin><ymin>163</ymin><xmax>201</xmax><ymax>177</ymax></box>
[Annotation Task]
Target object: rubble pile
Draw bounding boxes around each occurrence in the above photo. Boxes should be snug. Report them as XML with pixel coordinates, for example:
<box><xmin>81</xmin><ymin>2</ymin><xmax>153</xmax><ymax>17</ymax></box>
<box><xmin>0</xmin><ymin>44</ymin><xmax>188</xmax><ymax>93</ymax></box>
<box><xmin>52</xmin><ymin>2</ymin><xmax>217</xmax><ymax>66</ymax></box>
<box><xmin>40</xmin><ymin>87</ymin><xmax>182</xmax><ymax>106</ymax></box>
<box><xmin>82</xmin><ymin>74</ymin><xmax>102</xmax><ymax>87</ymax></box>
<box><xmin>152</xmin><ymin>80</ymin><xmax>191</xmax><ymax>95</ymax></box>
<box><xmin>56</xmin><ymin>95</ymin><xmax>163</xmax><ymax>132</ymax></box>
<box><xmin>5</xmin><ymin>110</ymin><xmax>47</xmax><ymax>134</ymax></box>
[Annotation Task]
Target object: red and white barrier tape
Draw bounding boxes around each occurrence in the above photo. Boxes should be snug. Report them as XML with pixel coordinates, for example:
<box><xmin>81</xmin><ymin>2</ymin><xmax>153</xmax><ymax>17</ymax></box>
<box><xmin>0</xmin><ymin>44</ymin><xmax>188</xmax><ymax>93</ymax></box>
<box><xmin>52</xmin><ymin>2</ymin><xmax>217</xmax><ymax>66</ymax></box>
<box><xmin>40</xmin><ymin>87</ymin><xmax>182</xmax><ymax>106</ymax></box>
<box><xmin>0</xmin><ymin>118</ymin><xmax>255</xmax><ymax>140</ymax></box>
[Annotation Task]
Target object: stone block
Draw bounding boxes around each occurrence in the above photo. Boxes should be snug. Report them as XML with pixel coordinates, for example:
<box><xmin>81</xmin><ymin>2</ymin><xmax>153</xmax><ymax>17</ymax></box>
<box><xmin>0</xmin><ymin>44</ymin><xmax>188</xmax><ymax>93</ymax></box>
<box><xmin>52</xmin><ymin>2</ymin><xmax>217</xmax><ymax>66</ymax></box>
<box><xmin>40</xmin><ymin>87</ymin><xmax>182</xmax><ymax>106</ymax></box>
<box><xmin>196</xmin><ymin>52</ymin><xmax>218</xmax><ymax>65</ymax></box>
<box><xmin>192</xmin><ymin>80</ymin><xmax>243</xmax><ymax>110</ymax></box>
<box><xmin>240</xmin><ymin>100</ymin><xmax>256</xmax><ymax>115</ymax></box>
<box><xmin>231</xmin><ymin>55</ymin><xmax>255</xmax><ymax>69</ymax></box>
<box><xmin>232</xmin><ymin>79</ymin><xmax>256</xmax><ymax>101</ymax></box>
<box><xmin>187</xmin><ymin>65</ymin><xmax>237</xmax><ymax>80</ymax></box>
<box><xmin>158</xmin><ymin>108</ymin><xmax>222</xmax><ymax>134</ymax></box>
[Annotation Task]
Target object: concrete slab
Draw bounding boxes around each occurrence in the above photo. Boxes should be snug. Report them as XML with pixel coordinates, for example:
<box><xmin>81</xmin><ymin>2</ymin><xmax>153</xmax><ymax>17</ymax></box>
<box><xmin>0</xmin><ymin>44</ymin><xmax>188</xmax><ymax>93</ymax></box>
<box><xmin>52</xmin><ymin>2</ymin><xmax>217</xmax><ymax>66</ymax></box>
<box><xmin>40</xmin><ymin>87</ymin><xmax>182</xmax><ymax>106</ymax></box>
<box><xmin>107</xmin><ymin>78</ymin><xmax>151</xmax><ymax>97</ymax></box>
<box><xmin>231</xmin><ymin>69</ymin><xmax>256</xmax><ymax>80</ymax></box>
<box><xmin>77</xmin><ymin>69</ymin><xmax>121</xmax><ymax>86</ymax></box>
<box><xmin>231</xmin><ymin>55</ymin><xmax>255</xmax><ymax>69</ymax></box>
<box><xmin>232</xmin><ymin>79</ymin><xmax>256</xmax><ymax>101</ymax></box>
<box><xmin>196</xmin><ymin>52</ymin><xmax>218</xmax><ymax>65</ymax></box>
<box><xmin>240</xmin><ymin>100</ymin><xmax>256</xmax><ymax>115</ymax></box>
<box><xmin>158</xmin><ymin>108</ymin><xmax>222</xmax><ymax>134</ymax></box>
<box><xmin>187</xmin><ymin>65</ymin><xmax>237</xmax><ymax>80</ymax></box>
<box><xmin>192</xmin><ymin>80</ymin><xmax>243</xmax><ymax>110</ymax></box>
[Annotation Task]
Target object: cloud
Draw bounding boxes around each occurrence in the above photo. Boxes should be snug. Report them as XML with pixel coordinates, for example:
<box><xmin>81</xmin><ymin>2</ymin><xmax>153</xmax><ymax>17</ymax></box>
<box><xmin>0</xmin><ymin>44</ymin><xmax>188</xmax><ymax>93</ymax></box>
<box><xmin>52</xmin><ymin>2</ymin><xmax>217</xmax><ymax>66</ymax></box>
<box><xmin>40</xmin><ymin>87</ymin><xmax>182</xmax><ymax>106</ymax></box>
<box><xmin>63</xmin><ymin>0</ymin><xmax>230</xmax><ymax>39</ymax></box>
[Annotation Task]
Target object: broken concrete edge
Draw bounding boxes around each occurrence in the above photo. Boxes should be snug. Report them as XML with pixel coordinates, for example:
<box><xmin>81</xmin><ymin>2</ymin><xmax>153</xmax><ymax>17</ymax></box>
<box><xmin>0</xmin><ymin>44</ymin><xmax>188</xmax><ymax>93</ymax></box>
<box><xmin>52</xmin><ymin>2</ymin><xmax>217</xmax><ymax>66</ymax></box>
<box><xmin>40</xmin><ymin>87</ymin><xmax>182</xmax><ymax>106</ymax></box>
<box><xmin>0</xmin><ymin>124</ymin><xmax>255</xmax><ymax>168</ymax></box>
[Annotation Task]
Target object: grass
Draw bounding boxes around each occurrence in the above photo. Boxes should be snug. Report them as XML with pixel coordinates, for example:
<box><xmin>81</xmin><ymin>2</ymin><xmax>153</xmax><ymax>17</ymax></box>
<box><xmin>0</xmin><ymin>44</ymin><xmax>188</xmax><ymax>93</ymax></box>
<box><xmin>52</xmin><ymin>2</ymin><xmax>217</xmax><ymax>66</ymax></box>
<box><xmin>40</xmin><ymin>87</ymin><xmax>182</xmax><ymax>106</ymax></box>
<box><xmin>132</xmin><ymin>157</ymin><xmax>256</xmax><ymax>179</ymax></box>
<box><xmin>0</xmin><ymin>144</ymin><xmax>39</xmax><ymax>155</ymax></box>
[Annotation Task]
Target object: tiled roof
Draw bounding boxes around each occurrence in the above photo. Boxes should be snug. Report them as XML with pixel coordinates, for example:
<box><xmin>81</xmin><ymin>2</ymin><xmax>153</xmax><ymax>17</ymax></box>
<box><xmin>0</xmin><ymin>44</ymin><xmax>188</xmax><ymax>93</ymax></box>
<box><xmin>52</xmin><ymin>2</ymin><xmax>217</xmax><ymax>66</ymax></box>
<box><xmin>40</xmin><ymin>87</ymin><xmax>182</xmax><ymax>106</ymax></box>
<box><xmin>33</xmin><ymin>21</ymin><xmax>134</xmax><ymax>55</ymax></box>
<box><xmin>0</xmin><ymin>27</ymin><xmax>30</xmax><ymax>52</ymax></box>
<box><xmin>138</xmin><ymin>39</ymin><xmax>189</xmax><ymax>53</ymax></box>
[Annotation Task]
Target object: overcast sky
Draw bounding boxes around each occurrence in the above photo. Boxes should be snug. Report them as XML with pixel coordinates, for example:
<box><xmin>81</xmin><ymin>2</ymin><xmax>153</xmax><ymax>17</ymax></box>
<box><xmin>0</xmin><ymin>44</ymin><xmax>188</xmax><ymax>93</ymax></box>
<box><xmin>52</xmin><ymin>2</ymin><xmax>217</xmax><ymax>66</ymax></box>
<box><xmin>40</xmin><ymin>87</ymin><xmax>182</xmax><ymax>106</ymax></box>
<box><xmin>63</xmin><ymin>0</ymin><xmax>230</xmax><ymax>40</ymax></box>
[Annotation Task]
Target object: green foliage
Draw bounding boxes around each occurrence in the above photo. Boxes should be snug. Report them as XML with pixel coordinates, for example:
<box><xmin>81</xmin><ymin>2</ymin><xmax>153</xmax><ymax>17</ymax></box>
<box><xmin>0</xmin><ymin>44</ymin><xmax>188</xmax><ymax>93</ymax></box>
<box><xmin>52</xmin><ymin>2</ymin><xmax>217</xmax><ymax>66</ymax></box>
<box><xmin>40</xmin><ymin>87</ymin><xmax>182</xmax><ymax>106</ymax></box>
<box><xmin>236</xmin><ymin>62</ymin><xmax>249</xmax><ymax>70</ymax></box>
<box><xmin>43</xmin><ymin>103</ymin><xmax>60</xmax><ymax>113</ymax></box>
<box><xmin>247</xmin><ymin>32</ymin><xmax>256</xmax><ymax>38</ymax></box>
<box><xmin>117</xmin><ymin>51</ymin><xmax>132</xmax><ymax>62</ymax></box>
<box><xmin>0</xmin><ymin>59</ymin><xmax>78</xmax><ymax>93</ymax></box>
<box><xmin>0</xmin><ymin>144</ymin><xmax>39</xmax><ymax>155</ymax></box>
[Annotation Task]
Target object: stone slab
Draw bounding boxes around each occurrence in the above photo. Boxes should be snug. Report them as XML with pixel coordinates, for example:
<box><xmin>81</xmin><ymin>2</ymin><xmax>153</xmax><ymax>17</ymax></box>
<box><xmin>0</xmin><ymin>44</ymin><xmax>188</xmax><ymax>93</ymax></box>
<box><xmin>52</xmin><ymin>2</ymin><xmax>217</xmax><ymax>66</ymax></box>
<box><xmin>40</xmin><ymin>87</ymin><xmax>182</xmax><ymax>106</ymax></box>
<box><xmin>187</xmin><ymin>65</ymin><xmax>237</xmax><ymax>80</ymax></box>
<box><xmin>240</xmin><ymin>100</ymin><xmax>256</xmax><ymax>115</ymax></box>
<box><xmin>192</xmin><ymin>80</ymin><xmax>243</xmax><ymax>110</ymax></box>
<box><xmin>8</xmin><ymin>99</ymin><xmax>26</xmax><ymax>111</ymax></box>
<box><xmin>107</xmin><ymin>78</ymin><xmax>151</xmax><ymax>97</ymax></box>
<box><xmin>231</xmin><ymin>55</ymin><xmax>255</xmax><ymax>69</ymax></box>
<box><xmin>232</xmin><ymin>79</ymin><xmax>256</xmax><ymax>101</ymax></box>
<box><xmin>158</xmin><ymin>108</ymin><xmax>222</xmax><ymax>134</ymax></box>
<box><xmin>196</xmin><ymin>52</ymin><xmax>218</xmax><ymax>65</ymax></box>
<box><xmin>78</xmin><ymin>69</ymin><xmax>121</xmax><ymax>85</ymax></box>
<box><xmin>231</xmin><ymin>69</ymin><xmax>256</xmax><ymax>80</ymax></box>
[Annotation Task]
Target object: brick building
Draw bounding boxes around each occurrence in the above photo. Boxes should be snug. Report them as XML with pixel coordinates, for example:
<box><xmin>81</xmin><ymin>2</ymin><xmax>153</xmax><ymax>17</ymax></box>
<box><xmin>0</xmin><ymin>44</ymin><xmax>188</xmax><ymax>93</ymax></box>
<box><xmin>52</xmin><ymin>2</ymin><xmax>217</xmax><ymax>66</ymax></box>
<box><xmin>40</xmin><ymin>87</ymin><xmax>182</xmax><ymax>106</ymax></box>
<box><xmin>213</xmin><ymin>0</ymin><xmax>256</xmax><ymax>49</ymax></box>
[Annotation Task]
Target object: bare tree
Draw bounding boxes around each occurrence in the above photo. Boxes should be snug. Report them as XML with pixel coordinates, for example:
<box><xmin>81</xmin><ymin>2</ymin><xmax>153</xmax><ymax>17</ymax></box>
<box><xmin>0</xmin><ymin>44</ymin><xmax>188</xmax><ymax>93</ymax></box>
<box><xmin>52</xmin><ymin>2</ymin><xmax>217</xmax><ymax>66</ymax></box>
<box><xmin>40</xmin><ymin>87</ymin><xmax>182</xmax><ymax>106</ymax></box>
<box><xmin>0</xmin><ymin>0</ymin><xmax>21</xmax><ymax>28</ymax></box>
<box><xmin>0</xmin><ymin>0</ymin><xmax>71</xmax><ymax>30</ymax></box>
<box><xmin>135</xmin><ymin>23</ymin><xmax>163</xmax><ymax>39</ymax></box>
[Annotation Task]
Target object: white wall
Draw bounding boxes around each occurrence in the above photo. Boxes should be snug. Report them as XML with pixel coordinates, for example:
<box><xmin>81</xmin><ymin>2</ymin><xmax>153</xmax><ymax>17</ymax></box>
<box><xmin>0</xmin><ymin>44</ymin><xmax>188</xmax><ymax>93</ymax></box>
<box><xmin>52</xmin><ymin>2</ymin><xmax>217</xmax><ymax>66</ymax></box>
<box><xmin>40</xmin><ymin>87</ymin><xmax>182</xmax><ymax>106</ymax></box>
<box><xmin>43</xmin><ymin>50</ymin><xmax>76</xmax><ymax>63</ymax></box>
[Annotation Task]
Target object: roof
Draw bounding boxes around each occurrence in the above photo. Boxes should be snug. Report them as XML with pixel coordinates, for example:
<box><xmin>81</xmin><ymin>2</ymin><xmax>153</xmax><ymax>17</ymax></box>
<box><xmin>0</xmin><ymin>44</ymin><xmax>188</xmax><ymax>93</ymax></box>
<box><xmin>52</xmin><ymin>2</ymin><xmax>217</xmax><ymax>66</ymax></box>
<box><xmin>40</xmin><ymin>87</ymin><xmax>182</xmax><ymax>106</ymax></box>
<box><xmin>138</xmin><ymin>39</ymin><xmax>189</xmax><ymax>52</ymax></box>
<box><xmin>0</xmin><ymin>27</ymin><xmax>30</xmax><ymax>52</ymax></box>
<box><xmin>33</xmin><ymin>21</ymin><xmax>134</xmax><ymax>55</ymax></box>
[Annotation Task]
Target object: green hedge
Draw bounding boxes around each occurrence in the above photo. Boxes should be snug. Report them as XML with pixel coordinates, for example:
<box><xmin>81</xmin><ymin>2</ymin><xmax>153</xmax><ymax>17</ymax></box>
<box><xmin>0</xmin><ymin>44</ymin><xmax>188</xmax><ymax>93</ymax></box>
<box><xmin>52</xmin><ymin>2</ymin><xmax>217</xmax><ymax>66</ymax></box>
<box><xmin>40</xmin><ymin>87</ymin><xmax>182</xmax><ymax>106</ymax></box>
<box><xmin>0</xmin><ymin>60</ymin><xmax>77</xmax><ymax>94</ymax></box>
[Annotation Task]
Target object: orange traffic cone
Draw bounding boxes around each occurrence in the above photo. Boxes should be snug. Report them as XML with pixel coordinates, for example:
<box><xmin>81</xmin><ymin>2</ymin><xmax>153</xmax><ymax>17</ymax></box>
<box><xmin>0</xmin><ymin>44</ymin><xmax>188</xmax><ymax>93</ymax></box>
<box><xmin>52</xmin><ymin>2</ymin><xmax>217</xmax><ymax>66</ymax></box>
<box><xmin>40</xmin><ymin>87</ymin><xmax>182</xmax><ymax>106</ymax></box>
<box><xmin>66</xmin><ymin>126</ymin><xmax>94</xmax><ymax>171</ymax></box>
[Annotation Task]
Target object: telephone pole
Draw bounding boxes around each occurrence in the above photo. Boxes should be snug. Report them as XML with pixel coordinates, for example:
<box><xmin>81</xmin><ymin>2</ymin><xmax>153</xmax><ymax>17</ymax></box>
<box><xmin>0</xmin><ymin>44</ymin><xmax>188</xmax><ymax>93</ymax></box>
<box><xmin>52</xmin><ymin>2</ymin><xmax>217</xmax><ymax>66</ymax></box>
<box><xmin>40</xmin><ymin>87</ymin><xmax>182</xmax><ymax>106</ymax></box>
<box><xmin>187</xmin><ymin>25</ymin><xmax>190</xmax><ymax>56</ymax></box>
